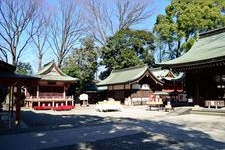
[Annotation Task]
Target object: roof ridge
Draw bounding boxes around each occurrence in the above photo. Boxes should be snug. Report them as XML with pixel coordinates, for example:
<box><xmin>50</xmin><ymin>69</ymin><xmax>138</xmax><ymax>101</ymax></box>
<box><xmin>112</xmin><ymin>64</ymin><xmax>148</xmax><ymax>73</ymax></box>
<box><xmin>43</xmin><ymin>60</ymin><xmax>54</xmax><ymax>67</ymax></box>
<box><xmin>150</xmin><ymin>67</ymin><xmax>162</xmax><ymax>71</ymax></box>
<box><xmin>36</xmin><ymin>61</ymin><xmax>54</xmax><ymax>75</ymax></box>
<box><xmin>200</xmin><ymin>27</ymin><xmax>225</xmax><ymax>39</ymax></box>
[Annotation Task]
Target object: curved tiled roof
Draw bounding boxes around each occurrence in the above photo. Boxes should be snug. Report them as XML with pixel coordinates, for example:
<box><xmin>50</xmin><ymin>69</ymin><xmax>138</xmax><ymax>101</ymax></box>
<box><xmin>97</xmin><ymin>65</ymin><xmax>163</xmax><ymax>86</ymax></box>
<box><xmin>35</xmin><ymin>61</ymin><xmax>79</xmax><ymax>82</ymax></box>
<box><xmin>37</xmin><ymin>60</ymin><xmax>66</xmax><ymax>76</ymax></box>
<box><xmin>159</xmin><ymin>27</ymin><xmax>225</xmax><ymax>68</ymax></box>
<box><xmin>151</xmin><ymin>67</ymin><xmax>184</xmax><ymax>81</ymax></box>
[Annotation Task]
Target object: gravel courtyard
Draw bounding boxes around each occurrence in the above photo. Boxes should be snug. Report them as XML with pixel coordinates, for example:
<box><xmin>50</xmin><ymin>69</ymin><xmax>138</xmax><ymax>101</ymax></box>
<box><xmin>1</xmin><ymin>105</ymin><xmax>225</xmax><ymax>150</ymax></box>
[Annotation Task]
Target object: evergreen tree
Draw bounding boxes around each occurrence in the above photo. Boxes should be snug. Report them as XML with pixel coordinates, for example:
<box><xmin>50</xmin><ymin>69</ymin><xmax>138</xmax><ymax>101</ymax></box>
<box><xmin>154</xmin><ymin>0</ymin><xmax>225</xmax><ymax>61</ymax></box>
<box><xmin>16</xmin><ymin>62</ymin><xmax>33</xmax><ymax>75</ymax></box>
<box><xmin>63</xmin><ymin>37</ymin><xmax>99</xmax><ymax>92</ymax></box>
<box><xmin>100</xmin><ymin>28</ymin><xmax>155</xmax><ymax>79</ymax></box>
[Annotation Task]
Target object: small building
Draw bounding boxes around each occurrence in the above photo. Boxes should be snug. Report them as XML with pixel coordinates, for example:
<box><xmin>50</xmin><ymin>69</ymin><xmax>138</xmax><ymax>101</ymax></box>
<box><xmin>151</xmin><ymin>68</ymin><xmax>185</xmax><ymax>93</ymax></box>
<box><xmin>83</xmin><ymin>81</ymin><xmax>107</xmax><ymax>104</ymax></box>
<box><xmin>25</xmin><ymin>61</ymin><xmax>79</xmax><ymax>110</ymax></box>
<box><xmin>0</xmin><ymin>60</ymin><xmax>39</xmax><ymax>125</ymax></box>
<box><xmin>151</xmin><ymin>68</ymin><xmax>186</xmax><ymax>104</ymax></box>
<box><xmin>97</xmin><ymin>65</ymin><xmax>164</xmax><ymax>105</ymax></box>
<box><xmin>159</xmin><ymin>27</ymin><xmax>225</xmax><ymax>107</ymax></box>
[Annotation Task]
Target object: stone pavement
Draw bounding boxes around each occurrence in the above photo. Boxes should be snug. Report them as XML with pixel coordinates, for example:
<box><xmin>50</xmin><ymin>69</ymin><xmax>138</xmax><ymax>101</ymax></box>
<box><xmin>0</xmin><ymin>105</ymin><xmax>225</xmax><ymax>150</ymax></box>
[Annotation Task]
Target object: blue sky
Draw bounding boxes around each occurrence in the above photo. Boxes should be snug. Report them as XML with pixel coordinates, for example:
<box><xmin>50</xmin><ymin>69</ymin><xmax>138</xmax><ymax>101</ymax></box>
<box><xmin>137</xmin><ymin>0</ymin><xmax>171</xmax><ymax>31</ymax></box>
<box><xmin>24</xmin><ymin>0</ymin><xmax>171</xmax><ymax>73</ymax></box>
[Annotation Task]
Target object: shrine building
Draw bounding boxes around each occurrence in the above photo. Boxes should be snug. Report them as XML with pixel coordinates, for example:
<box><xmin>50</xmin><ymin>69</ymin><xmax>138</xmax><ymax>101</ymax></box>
<box><xmin>97</xmin><ymin>65</ymin><xmax>183</xmax><ymax>105</ymax></box>
<box><xmin>159</xmin><ymin>27</ymin><xmax>225</xmax><ymax>108</ymax></box>
<box><xmin>25</xmin><ymin>61</ymin><xmax>79</xmax><ymax>110</ymax></box>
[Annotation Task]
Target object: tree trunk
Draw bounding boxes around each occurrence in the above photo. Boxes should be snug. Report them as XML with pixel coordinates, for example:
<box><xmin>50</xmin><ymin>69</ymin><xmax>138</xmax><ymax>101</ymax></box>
<box><xmin>38</xmin><ymin>54</ymin><xmax>42</xmax><ymax>70</ymax></box>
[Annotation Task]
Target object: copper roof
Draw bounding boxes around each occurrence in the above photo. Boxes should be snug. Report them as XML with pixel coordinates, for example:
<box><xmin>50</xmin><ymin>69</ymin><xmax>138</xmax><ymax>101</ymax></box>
<box><xmin>97</xmin><ymin>65</ymin><xmax>163</xmax><ymax>86</ymax></box>
<box><xmin>159</xmin><ymin>27</ymin><xmax>225</xmax><ymax>69</ymax></box>
<box><xmin>35</xmin><ymin>61</ymin><xmax>79</xmax><ymax>82</ymax></box>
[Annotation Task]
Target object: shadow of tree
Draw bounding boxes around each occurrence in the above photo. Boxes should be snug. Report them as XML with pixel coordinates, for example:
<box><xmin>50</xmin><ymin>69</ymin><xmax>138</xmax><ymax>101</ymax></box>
<box><xmin>43</xmin><ymin>119</ymin><xmax>225</xmax><ymax>150</ymax></box>
<box><xmin>1</xmin><ymin>110</ymin><xmax>225</xmax><ymax>150</ymax></box>
<box><xmin>20</xmin><ymin>110</ymin><xmax>112</xmax><ymax>132</ymax></box>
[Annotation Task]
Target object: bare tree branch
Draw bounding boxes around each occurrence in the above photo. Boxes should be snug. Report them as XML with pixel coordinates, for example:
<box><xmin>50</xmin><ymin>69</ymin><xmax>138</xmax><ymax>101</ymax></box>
<box><xmin>29</xmin><ymin>5</ymin><xmax>51</xmax><ymax>70</ymax></box>
<box><xmin>0</xmin><ymin>0</ymin><xmax>40</xmax><ymax>66</ymax></box>
<box><xmin>86</xmin><ymin>0</ymin><xmax>155</xmax><ymax>45</ymax></box>
<box><xmin>48</xmin><ymin>0</ymin><xmax>86</xmax><ymax>68</ymax></box>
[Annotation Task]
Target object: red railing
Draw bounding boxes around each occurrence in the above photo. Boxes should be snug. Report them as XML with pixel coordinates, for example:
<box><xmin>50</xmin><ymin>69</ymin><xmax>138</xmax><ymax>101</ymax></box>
<box><xmin>25</xmin><ymin>95</ymin><xmax>73</xmax><ymax>101</ymax></box>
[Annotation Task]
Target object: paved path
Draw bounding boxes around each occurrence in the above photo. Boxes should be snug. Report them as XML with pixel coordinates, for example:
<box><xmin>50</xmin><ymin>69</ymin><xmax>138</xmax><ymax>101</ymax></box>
<box><xmin>1</xmin><ymin>106</ymin><xmax>225</xmax><ymax>150</ymax></box>
<box><xmin>0</xmin><ymin>123</ymin><xmax>143</xmax><ymax>150</ymax></box>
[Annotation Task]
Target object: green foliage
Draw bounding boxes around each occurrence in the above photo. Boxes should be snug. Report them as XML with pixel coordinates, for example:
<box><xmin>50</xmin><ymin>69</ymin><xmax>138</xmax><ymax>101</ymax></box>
<box><xmin>16</xmin><ymin>62</ymin><xmax>33</xmax><ymax>75</ymax></box>
<box><xmin>62</xmin><ymin>63</ymin><xmax>81</xmax><ymax>78</ymax></box>
<box><xmin>100</xmin><ymin>28</ymin><xmax>155</xmax><ymax>79</ymax></box>
<box><xmin>62</xmin><ymin>37</ymin><xmax>98</xmax><ymax>92</ymax></box>
<box><xmin>154</xmin><ymin>0</ymin><xmax>225</xmax><ymax>61</ymax></box>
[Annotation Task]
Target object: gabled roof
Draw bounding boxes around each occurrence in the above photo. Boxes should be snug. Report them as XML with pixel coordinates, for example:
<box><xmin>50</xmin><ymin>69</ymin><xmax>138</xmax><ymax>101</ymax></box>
<box><xmin>97</xmin><ymin>65</ymin><xmax>163</xmax><ymax>86</ymax></box>
<box><xmin>159</xmin><ymin>27</ymin><xmax>225</xmax><ymax>69</ymax></box>
<box><xmin>151</xmin><ymin>68</ymin><xmax>175</xmax><ymax>80</ymax></box>
<box><xmin>151</xmin><ymin>68</ymin><xmax>184</xmax><ymax>81</ymax></box>
<box><xmin>35</xmin><ymin>61</ymin><xmax>79</xmax><ymax>82</ymax></box>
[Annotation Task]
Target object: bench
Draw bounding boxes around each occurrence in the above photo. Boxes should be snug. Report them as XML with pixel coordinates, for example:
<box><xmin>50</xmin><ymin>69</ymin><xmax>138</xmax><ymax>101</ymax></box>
<box><xmin>146</xmin><ymin>101</ymin><xmax>163</xmax><ymax>110</ymax></box>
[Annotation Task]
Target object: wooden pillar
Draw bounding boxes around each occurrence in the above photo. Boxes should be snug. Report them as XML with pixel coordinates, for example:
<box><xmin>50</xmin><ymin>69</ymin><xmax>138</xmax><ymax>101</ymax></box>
<box><xmin>37</xmin><ymin>85</ymin><xmax>40</xmax><ymax>107</ymax></box>
<box><xmin>63</xmin><ymin>85</ymin><xmax>66</xmax><ymax>99</ymax></box>
<box><xmin>11</xmin><ymin>86</ymin><xmax>14</xmax><ymax>118</ymax></box>
<box><xmin>37</xmin><ymin>85</ymin><xmax>39</xmax><ymax>98</ymax></box>
<box><xmin>8</xmin><ymin>86</ymin><xmax>13</xmax><ymax>128</ymax></box>
<box><xmin>15</xmin><ymin>86</ymin><xmax>21</xmax><ymax>125</ymax></box>
<box><xmin>72</xmin><ymin>95</ymin><xmax>74</xmax><ymax>106</ymax></box>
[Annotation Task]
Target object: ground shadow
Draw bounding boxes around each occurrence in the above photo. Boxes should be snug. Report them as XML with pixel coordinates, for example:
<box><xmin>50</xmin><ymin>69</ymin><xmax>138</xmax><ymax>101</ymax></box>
<box><xmin>0</xmin><ymin>109</ymin><xmax>225</xmax><ymax>150</ymax></box>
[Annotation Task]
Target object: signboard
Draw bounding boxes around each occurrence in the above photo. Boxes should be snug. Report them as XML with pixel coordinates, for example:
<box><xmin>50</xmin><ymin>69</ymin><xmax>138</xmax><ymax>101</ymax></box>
<box><xmin>79</xmin><ymin>93</ymin><xmax>88</xmax><ymax>101</ymax></box>
<box><xmin>188</xmin><ymin>98</ymin><xmax>193</xmax><ymax>103</ymax></box>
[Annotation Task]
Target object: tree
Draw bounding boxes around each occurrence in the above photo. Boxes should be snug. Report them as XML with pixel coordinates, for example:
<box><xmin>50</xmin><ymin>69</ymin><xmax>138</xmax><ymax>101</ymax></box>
<box><xmin>0</xmin><ymin>0</ymin><xmax>41</xmax><ymax>66</ymax></box>
<box><xmin>48</xmin><ymin>0</ymin><xmax>86</xmax><ymax>68</ymax></box>
<box><xmin>16</xmin><ymin>62</ymin><xmax>33</xmax><ymax>75</ymax></box>
<box><xmin>30</xmin><ymin>6</ymin><xmax>51</xmax><ymax>71</ymax></box>
<box><xmin>154</xmin><ymin>0</ymin><xmax>225</xmax><ymax>61</ymax></box>
<box><xmin>63</xmin><ymin>37</ymin><xmax>99</xmax><ymax>90</ymax></box>
<box><xmin>100</xmin><ymin>28</ymin><xmax>155</xmax><ymax>79</ymax></box>
<box><xmin>86</xmin><ymin>0</ymin><xmax>155</xmax><ymax>45</ymax></box>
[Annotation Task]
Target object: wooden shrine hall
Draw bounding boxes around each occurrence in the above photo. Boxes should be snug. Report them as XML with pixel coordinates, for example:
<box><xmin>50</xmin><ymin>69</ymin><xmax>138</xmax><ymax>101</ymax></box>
<box><xmin>159</xmin><ymin>27</ymin><xmax>225</xmax><ymax>108</ymax></box>
<box><xmin>97</xmin><ymin>65</ymin><xmax>184</xmax><ymax>105</ymax></box>
<box><xmin>97</xmin><ymin>65</ymin><xmax>163</xmax><ymax>105</ymax></box>
<box><xmin>0</xmin><ymin>60</ymin><xmax>39</xmax><ymax>125</ymax></box>
<box><xmin>25</xmin><ymin>61</ymin><xmax>79</xmax><ymax>110</ymax></box>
